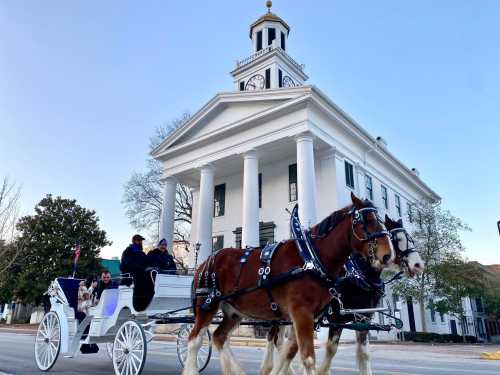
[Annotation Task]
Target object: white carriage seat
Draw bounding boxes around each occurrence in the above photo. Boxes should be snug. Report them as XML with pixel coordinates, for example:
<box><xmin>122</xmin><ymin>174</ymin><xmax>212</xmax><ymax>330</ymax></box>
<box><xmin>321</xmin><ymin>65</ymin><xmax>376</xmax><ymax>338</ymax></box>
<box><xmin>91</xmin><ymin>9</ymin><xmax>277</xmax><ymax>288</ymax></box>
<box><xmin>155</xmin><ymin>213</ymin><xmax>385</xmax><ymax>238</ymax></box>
<box><xmin>143</xmin><ymin>273</ymin><xmax>194</xmax><ymax>314</ymax></box>
<box><xmin>88</xmin><ymin>288</ymin><xmax>119</xmax><ymax>318</ymax></box>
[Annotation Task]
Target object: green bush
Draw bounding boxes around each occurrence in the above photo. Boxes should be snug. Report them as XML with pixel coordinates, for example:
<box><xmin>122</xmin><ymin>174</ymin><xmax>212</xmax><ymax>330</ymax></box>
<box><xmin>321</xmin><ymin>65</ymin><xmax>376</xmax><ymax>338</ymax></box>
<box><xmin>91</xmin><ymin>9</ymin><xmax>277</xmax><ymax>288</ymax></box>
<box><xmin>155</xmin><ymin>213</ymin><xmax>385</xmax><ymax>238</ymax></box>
<box><xmin>401</xmin><ymin>331</ymin><xmax>478</xmax><ymax>343</ymax></box>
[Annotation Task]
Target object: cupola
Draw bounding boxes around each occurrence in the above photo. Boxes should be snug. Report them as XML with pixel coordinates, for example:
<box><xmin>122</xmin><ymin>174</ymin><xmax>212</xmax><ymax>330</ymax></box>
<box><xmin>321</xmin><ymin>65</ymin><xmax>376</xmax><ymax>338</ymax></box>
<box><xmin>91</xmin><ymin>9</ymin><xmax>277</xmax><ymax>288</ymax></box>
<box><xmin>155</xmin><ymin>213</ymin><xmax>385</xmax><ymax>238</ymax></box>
<box><xmin>230</xmin><ymin>1</ymin><xmax>308</xmax><ymax>92</ymax></box>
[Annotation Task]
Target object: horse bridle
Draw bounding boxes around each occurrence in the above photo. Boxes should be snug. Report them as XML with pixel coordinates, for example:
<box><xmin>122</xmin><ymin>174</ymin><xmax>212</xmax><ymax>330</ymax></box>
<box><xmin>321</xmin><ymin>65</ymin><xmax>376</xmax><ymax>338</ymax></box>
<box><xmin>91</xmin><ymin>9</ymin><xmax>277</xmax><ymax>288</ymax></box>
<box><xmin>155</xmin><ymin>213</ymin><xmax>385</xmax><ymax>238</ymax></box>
<box><xmin>350</xmin><ymin>207</ymin><xmax>391</xmax><ymax>262</ymax></box>
<box><xmin>389</xmin><ymin>227</ymin><xmax>418</xmax><ymax>268</ymax></box>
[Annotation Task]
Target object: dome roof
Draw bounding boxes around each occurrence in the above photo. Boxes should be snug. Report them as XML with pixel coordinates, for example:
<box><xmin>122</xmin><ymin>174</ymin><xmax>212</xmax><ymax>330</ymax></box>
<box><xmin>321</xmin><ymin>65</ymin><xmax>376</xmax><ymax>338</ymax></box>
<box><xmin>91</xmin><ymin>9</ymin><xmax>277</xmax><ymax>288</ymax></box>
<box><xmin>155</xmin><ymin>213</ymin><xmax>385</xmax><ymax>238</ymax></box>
<box><xmin>249</xmin><ymin>7</ymin><xmax>290</xmax><ymax>38</ymax></box>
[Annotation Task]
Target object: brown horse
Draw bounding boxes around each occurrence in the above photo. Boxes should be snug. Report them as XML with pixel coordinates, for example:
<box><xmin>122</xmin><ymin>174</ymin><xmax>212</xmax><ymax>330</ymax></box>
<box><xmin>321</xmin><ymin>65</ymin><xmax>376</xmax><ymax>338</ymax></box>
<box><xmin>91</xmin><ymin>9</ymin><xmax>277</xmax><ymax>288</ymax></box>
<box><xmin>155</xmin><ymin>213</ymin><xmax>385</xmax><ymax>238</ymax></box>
<box><xmin>262</xmin><ymin>215</ymin><xmax>424</xmax><ymax>375</ymax></box>
<box><xmin>182</xmin><ymin>193</ymin><xmax>394</xmax><ymax>375</ymax></box>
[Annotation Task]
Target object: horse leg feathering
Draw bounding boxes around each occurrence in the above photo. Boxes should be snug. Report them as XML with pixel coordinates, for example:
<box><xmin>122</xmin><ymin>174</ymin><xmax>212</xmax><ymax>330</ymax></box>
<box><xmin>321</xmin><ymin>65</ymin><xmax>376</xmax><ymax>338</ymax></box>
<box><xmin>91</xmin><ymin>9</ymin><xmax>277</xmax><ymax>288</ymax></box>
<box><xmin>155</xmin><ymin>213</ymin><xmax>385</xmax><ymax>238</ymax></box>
<box><xmin>355</xmin><ymin>331</ymin><xmax>372</xmax><ymax>375</ymax></box>
<box><xmin>317</xmin><ymin>327</ymin><xmax>342</xmax><ymax>375</ymax></box>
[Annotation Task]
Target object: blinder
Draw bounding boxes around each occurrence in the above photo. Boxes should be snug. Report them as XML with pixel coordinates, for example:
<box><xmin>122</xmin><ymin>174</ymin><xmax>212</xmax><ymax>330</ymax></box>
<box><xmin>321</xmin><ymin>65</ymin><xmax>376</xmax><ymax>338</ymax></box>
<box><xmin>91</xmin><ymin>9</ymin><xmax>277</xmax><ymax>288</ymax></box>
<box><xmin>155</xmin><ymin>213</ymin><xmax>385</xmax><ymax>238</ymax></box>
<box><xmin>351</xmin><ymin>207</ymin><xmax>390</xmax><ymax>242</ymax></box>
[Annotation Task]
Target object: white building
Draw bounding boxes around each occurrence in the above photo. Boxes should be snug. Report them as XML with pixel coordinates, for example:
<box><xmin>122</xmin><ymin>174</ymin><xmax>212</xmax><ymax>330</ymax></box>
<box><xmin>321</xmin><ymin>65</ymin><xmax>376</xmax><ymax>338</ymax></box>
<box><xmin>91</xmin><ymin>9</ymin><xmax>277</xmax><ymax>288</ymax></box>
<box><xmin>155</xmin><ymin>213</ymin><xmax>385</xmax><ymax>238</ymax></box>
<box><xmin>152</xmin><ymin>3</ymin><xmax>451</xmax><ymax>339</ymax></box>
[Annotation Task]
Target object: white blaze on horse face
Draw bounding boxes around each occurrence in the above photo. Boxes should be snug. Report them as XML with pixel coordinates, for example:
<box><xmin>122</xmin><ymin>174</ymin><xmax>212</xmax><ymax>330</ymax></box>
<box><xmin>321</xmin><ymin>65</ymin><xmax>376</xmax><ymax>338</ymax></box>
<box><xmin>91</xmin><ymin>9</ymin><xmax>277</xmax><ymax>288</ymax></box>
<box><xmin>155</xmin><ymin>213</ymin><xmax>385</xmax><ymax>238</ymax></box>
<box><xmin>396</xmin><ymin>231</ymin><xmax>424</xmax><ymax>275</ymax></box>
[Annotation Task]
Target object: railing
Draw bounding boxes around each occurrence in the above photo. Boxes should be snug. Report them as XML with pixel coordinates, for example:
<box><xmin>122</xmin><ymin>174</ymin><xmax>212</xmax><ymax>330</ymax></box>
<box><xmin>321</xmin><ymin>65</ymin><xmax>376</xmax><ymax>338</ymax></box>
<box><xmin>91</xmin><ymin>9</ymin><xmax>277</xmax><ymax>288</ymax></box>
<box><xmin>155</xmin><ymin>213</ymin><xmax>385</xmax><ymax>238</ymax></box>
<box><xmin>235</xmin><ymin>44</ymin><xmax>305</xmax><ymax>73</ymax></box>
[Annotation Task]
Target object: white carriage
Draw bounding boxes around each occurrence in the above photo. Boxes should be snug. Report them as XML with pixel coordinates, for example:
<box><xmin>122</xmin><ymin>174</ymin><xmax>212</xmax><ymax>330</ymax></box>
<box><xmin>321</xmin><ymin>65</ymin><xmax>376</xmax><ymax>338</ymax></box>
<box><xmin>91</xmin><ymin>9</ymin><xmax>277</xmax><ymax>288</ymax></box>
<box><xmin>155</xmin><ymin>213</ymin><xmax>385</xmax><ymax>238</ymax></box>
<box><xmin>34</xmin><ymin>273</ymin><xmax>212</xmax><ymax>375</ymax></box>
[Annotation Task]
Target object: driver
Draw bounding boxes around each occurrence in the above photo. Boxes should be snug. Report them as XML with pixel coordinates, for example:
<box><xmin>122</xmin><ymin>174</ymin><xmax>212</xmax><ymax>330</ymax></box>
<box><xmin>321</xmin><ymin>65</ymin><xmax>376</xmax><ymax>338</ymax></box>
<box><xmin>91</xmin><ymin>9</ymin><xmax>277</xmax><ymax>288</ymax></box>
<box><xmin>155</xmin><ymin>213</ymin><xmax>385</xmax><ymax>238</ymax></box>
<box><xmin>147</xmin><ymin>239</ymin><xmax>177</xmax><ymax>273</ymax></box>
<box><xmin>120</xmin><ymin>234</ymin><xmax>154</xmax><ymax>310</ymax></box>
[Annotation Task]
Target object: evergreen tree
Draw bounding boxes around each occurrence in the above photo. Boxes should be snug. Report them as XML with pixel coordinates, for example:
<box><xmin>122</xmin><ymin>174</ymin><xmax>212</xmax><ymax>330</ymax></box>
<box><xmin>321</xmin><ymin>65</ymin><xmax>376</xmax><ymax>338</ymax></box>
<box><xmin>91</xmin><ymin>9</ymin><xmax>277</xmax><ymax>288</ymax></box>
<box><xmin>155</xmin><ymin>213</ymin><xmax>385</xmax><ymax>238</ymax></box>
<box><xmin>10</xmin><ymin>195</ymin><xmax>110</xmax><ymax>304</ymax></box>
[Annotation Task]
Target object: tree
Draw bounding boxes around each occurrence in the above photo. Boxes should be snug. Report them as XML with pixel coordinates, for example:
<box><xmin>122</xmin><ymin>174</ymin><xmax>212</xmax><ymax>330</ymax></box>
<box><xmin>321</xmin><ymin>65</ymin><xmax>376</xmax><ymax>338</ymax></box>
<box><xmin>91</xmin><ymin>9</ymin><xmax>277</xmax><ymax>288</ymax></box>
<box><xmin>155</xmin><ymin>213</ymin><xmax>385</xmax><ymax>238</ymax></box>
<box><xmin>123</xmin><ymin>112</ymin><xmax>193</xmax><ymax>242</ymax></box>
<box><xmin>484</xmin><ymin>278</ymin><xmax>500</xmax><ymax>318</ymax></box>
<box><xmin>6</xmin><ymin>195</ymin><xmax>111</xmax><ymax>304</ymax></box>
<box><xmin>392</xmin><ymin>201</ymin><xmax>471</xmax><ymax>332</ymax></box>
<box><xmin>430</xmin><ymin>256</ymin><xmax>486</xmax><ymax>341</ymax></box>
<box><xmin>0</xmin><ymin>176</ymin><xmax>21</xmax><ymax>274</ymax></box>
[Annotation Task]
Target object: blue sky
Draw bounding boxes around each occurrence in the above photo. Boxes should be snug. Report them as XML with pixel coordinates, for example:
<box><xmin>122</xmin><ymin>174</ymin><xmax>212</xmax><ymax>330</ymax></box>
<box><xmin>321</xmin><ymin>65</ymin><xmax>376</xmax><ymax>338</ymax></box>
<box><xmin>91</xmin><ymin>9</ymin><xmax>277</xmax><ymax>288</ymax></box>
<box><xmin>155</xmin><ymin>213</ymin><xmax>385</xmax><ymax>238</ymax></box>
<box><xmin>1</xmin><ymin>1</ymin><xmax>499</xmax><ymax>263</ymax></box>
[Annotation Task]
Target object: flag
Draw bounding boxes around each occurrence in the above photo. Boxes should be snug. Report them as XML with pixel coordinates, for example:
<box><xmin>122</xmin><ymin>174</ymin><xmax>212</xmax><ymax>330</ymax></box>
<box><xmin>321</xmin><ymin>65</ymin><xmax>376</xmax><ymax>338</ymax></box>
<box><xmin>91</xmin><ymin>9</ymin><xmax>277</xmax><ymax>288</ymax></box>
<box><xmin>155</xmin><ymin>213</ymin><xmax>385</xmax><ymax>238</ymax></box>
<box><xmin>72</xmin><ymin>241</ymin><xmax>81</xmax><ymax>277</ymax></box>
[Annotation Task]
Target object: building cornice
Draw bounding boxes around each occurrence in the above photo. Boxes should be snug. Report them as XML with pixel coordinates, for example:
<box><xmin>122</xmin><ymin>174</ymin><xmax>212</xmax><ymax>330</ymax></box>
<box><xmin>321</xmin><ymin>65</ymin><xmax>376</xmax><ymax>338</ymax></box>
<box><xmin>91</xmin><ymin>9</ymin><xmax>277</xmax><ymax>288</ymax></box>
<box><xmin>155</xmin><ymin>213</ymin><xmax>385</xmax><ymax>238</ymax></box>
<box><xmin>306</xmin><ymin>86</ymin><xmax>441</xmax><ymax>202</ymax></box>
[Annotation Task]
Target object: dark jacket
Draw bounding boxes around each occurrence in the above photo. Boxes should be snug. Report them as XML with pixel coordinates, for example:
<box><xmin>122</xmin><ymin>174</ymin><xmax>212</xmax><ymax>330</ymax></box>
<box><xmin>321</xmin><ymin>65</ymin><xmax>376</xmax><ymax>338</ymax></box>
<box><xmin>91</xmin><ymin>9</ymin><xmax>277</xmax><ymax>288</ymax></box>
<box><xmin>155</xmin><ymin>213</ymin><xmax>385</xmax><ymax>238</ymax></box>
<box><xmin>120</xmin><ymin>243</ymin><xmax>149</xmax><ymax>275</ymax></box>
<box><xmin>147</xmin><ymin>248</ymin><xmax>177</xmax><ymax>272</ymax></box>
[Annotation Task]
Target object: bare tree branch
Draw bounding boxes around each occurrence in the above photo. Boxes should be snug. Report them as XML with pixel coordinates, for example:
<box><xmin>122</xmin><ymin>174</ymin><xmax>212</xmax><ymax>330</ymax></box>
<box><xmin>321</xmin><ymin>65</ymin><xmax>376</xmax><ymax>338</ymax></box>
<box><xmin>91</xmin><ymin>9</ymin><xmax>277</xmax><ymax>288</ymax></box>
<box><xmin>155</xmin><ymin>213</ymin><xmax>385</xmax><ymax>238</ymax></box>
<box><xmin>0</xmin><ymin>176</ymin><xmax>22</xmax><ymax>273</ymax></box>
<box><xmin>122</xmin><ymin>113</ymin><xmax>193</xmax><ymax>242</ymax></box>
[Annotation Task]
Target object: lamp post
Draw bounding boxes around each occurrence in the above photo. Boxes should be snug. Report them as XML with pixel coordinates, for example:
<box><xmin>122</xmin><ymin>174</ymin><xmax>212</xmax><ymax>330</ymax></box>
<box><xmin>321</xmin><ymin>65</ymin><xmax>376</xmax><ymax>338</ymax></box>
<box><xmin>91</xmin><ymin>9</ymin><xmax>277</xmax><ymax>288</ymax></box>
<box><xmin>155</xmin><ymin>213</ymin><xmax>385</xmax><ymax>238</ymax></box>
<box><xmin>194</xmin><ymin>242</ymin><xmax>201</xmax><ymax>269</ymax></box>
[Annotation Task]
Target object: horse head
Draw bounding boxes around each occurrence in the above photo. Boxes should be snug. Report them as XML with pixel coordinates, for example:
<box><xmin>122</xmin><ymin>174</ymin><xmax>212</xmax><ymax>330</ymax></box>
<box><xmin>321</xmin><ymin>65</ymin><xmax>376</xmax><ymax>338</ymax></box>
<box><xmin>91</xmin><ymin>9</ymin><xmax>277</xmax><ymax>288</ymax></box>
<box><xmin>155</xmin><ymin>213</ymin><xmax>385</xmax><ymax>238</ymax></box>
<box><xmin>349</xmin><ymin>192</ymin><xmax>394</xmax><ymax>270</ymax></box>
<box><xmin>384</xmin><ymin>215</ymin><xmax>424</xmax><ymax>276</ymax></box>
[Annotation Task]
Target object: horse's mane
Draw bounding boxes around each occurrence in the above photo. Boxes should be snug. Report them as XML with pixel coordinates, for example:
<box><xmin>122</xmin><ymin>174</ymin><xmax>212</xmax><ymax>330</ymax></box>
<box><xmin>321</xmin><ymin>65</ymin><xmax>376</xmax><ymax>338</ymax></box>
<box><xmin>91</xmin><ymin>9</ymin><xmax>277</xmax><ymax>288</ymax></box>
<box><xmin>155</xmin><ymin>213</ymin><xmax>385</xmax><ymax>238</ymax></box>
<box><xmin>310</xmin><ymin>199</ymin><xmax>376</xmax><ymax>238</ymax></box>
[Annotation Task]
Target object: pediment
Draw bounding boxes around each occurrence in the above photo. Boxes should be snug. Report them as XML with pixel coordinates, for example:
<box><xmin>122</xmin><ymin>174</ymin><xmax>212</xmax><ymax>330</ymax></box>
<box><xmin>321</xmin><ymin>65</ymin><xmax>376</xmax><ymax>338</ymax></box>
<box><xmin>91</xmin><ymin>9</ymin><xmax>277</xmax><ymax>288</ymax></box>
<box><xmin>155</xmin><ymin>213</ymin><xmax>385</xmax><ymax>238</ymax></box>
<box><xmin>152</xmin><ymin>89</ymin><xmax>308</xmax><ymax>157</ymax></box>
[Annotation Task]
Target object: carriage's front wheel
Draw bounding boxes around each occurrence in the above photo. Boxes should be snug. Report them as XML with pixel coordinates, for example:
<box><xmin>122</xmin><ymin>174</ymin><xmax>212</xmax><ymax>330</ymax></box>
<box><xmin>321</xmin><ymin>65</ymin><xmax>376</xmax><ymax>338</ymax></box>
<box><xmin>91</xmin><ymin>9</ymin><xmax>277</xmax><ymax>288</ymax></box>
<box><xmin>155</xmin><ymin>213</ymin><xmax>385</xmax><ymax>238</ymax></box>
<box><xmin>176</xmin><ymin>323</ymin><xmax>212</xmax><ymax>372</ymax></box>
<box><xmin>112</xmin><ymin>320</ymin><xmax>147</xmax><ymax>375</ymax></box>
<box><xmin>34</xmin><ymin>311</ymin><xmax>61</xmax><ymax>371</ymax></box>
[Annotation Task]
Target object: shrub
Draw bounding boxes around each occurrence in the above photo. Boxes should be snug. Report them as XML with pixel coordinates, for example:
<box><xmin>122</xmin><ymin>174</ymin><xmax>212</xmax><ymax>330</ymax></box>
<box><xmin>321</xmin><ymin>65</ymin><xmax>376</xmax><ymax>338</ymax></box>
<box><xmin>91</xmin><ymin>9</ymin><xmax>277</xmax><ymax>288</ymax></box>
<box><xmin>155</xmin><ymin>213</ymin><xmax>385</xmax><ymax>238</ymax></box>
<box><xmin>402</xmin><ymin>331</ymin><xmax>478</xmax><ymax>343</ymax></box>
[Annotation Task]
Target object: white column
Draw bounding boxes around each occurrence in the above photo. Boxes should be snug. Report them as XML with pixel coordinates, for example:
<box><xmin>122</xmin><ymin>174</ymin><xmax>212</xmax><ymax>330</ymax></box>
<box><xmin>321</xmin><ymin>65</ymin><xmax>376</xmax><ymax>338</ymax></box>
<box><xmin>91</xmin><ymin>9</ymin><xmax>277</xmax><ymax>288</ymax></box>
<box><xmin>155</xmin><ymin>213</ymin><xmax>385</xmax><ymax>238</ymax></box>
<box><xmin>196</xmin><ymin>164</ymin><xmax>215</xmax><ymax>263</ymax></box>
<box><xmin>296</xmin><ymin>132</ymin><xmax>317</xmax><ymax>228</ymax></box>
<box><xmin>159</xmin><ymin>177</ymin><xmax>177</xmax><ymax>253</ymax></box>
<box><xmin>242</xmin><ymin>150</ymin><xmax>260</xmax><ymax>248</ymax></box>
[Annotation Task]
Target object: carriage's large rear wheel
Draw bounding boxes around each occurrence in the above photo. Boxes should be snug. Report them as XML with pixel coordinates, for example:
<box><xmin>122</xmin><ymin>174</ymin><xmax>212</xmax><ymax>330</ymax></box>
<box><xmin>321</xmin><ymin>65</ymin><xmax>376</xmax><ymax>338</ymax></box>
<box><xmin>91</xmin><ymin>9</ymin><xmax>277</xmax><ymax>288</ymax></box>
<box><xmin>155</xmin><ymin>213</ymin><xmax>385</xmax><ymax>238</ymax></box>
<box><xmin>34</xmin><ymin>311</ymin><xmax>61</xmax><ymax>371</ymax></box>
<box><xmin>112</xmin><ymin>320</ymin><xmax>147</xmax><ymax>375</ymax></box>
<box><xmin>177</xmin><ymin>323</ymin><xmax>212</xmax><ymax>372</ymax></box>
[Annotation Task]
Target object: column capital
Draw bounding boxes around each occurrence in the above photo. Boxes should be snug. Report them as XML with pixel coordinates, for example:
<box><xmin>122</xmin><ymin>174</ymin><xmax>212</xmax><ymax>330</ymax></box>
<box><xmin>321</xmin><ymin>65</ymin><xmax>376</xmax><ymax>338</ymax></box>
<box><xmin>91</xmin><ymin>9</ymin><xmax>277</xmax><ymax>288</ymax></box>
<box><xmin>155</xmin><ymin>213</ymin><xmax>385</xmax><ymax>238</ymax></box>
<box><xmin>161</xmin><ymin>175</ymin><xmax>178</xmax><ymax>184</ymax></box>
<box><xmin>199</xmin><ymin>163</ymin><xmax>215</xmax><ymax>174</ymax></box>
<box><xmin>294</xmin><ymin>131</ymin><xmax>314</xmax><ymax>144</ymax></box>
<box><xmin>242</xmin><ymin>149</ymin><xmax>258</xmax><ymax>160</ymax></box>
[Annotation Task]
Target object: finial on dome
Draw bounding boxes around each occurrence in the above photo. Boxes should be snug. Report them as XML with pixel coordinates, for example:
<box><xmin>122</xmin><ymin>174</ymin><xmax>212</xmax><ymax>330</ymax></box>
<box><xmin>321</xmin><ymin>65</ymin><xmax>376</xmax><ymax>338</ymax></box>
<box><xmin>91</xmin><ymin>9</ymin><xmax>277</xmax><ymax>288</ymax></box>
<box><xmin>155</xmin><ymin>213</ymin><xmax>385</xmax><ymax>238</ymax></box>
<box><xmin>266</xmin><ymin>0</ymin><xmax>272</xmax><ymax>13</ymax></box>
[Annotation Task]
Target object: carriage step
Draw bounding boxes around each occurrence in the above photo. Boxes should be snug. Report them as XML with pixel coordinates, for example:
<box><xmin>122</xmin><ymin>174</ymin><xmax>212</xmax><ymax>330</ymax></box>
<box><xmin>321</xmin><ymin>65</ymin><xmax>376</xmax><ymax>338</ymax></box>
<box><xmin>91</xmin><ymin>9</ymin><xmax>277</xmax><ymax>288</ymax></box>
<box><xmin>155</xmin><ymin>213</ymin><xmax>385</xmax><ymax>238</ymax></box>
<box><xmin>339</xmin><ymin>307</ymin><xmax>388</xmax><ymax>315</ymax></box>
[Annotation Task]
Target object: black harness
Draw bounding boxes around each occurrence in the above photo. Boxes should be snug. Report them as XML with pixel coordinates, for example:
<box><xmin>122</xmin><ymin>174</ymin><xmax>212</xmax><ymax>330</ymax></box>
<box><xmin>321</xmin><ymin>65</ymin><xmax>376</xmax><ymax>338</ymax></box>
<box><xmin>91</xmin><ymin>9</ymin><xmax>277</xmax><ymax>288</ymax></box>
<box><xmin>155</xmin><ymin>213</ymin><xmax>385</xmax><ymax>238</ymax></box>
<box><xmin>196</xmin><ymin>202</ymin><xmax>391</xmax><ymax>317</ymax></box>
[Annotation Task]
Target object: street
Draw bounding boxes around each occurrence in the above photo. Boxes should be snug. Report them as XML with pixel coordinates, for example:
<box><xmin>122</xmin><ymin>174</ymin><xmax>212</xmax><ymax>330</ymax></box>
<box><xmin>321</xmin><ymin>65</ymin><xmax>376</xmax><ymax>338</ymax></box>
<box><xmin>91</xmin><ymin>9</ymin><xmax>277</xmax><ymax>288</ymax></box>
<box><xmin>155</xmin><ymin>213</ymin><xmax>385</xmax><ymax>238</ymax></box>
<box><xmin>0</xmin><ymin>332</ymin><xmax>499</xmax><ymax>375</ymax></box>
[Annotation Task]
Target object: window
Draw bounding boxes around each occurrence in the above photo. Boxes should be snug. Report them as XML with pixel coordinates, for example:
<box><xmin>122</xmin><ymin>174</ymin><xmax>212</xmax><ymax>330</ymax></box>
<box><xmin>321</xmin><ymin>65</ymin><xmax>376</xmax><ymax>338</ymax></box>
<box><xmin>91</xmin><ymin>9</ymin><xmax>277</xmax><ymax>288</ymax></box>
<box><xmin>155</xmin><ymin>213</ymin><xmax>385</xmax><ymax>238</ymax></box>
<box><xmin>344</xmin><ymin>161</ymin><xmax>354</xmax><ymax>189</ymax></box>
<box><xmin>265</xmin><ymin>68</ymin><xmax>271</xmax><ymax>89</ymax></box>
<box><xmin>239</xmin><ymin>81</ymin><xmax>245</xmax><ymax>91</ymax></box>
<box><xmin>289</xmin><ymin>164</ymin><xmax>297</xmax><ymax>202</ymax></box>
<box><xmin>278</xmin><ymin>69</ymin><xmax>283</xmax><ymax>88</ymax></box>
<box><xmin>392</xmin><ymin>294</ymin><xmax>399</xmax><ymax>311</ymax></box>
<box><xmin>395</xmin><ymin>194</ymin><xmax>402</xmax><ymax>217</ymax></box>
<box><xmin>280</xmin><ymin>31</ymin><xmax>286</xmax><ymax>49</ymax></box>
<box><xmin>212</xmin><ymin>235</ymin><xmax>224</xmax><ymax>252</ymax></box>
<box><xmin>440</xmin><ymin>312</ymin><xmax>445</xmax><ymax>323</ymax></box>
<box><xmin>258</xmin><ymin>173</ymin><xmax>262</xmax><ymax>208</ymax></box>
<box><xmin>256</xmin><ymin>30</ymin><xmax>262</xmax><ymax>51</ymax></box>
<box><xmin>476</xmin><ymin>298</ymin><xmax>484</xmax><ymax>313</ymax></box>
<box><xmin>407</xmin><ymin>203</ymin><xmax>413</xmax><ymax>223</ymax></box>
<box><xmin>381</xmin><ymin>185</ymin><xmax>388</xmax><ymax>209</ymax></box>
<box><xmin>268</xmin><ymin>27</ymin><xmax>276</xmax><ymax>45</ymax></box>
<box><xmin>365</xmin><ymin>175</ymin><xmax>373</xmax><ymax>200</ymax></box>
<box><xmin>214</xmin><ymin>184</ymin><xmax>226</xmax><ymax>217</ymax></box>
<box><xmin>430</xmin><ymin>304</ymin><xmax>436</xmax><ymax>323</ymax></box>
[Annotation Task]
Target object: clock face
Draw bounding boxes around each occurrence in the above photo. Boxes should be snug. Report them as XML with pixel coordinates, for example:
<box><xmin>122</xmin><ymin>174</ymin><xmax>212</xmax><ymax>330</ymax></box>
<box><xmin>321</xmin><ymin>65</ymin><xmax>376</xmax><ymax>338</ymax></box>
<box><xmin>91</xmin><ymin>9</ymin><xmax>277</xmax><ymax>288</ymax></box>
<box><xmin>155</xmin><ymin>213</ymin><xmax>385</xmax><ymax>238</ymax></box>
<box><xmin>245</xmin><ymin>74</ymin><xmax>265</xmax><ymax>91</ymax></box>
<box><xmin>282</xmin><ymin>76</ymin><xmax>296</xmax><ymax>88</ymax></box>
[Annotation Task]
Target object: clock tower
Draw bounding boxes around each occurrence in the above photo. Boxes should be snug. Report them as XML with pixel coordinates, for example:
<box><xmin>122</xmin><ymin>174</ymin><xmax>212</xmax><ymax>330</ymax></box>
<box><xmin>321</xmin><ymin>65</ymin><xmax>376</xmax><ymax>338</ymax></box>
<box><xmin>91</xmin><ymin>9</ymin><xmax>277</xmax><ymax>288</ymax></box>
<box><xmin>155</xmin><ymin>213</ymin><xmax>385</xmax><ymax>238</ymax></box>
<box><xmin>231</xmin><ymin>1</ymin><xmax>308</xmax><ymax>91</ymax></box>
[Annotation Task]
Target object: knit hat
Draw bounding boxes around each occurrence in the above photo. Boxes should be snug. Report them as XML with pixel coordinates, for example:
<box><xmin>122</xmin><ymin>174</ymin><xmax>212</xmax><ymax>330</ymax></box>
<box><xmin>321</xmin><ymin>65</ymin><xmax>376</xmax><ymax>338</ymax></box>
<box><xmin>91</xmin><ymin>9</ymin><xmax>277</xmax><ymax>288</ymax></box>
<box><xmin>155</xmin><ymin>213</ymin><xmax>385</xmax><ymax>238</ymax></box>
<box><xmin>158</xmin><ymin>238</ymin><xmax>167</xmax><ymax>247</ymax></box>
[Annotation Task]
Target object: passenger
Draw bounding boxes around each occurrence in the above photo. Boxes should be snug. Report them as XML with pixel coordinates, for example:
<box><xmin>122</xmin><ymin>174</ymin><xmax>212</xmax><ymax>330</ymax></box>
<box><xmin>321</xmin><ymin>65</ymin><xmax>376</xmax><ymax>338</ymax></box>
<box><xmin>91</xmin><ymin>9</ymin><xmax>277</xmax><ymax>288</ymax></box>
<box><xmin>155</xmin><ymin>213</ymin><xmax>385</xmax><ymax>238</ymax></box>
<box><xmin>77</xmin><ymin>279</ymin><xmax>96</xmax><ymax>315</ymax></box>
<box><xmin>120</xmin><ymin>234</ymin><xmax>154</xmax><ymax>311</ymax></box>
<box><xmin>147</xmin><ymin>239</ymin><xmax>177</xmax><ymax>273</ymax></box>
<box><xmin>95</xmin><ymin>270</ymin><xmax>115</xmax><ymax>302</ymax></box>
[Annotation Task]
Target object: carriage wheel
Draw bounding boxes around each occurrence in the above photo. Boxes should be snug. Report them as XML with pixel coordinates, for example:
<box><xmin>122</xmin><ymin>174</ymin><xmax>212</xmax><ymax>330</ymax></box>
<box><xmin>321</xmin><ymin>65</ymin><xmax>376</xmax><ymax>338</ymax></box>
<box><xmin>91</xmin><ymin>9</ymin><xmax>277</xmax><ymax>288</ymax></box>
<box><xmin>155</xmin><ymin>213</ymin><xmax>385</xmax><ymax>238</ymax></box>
<box><xmin>34</xmin><ymin>311</ymin><xmax>61</xmax><ymax>371</ymax></box>
<box><xmin>105</xmin><ymin>342</ymin><xmax>113</xmax><ymax>360</ymax></box>
<box><xmin>176</xmin><ymin>323</ymin><xmax>212</xmax><ymax>372</ymax></box>
<box><xmin>112</xmin><ymin>320</ymin><xmax>147</xmax><ymax>375</ymax></box>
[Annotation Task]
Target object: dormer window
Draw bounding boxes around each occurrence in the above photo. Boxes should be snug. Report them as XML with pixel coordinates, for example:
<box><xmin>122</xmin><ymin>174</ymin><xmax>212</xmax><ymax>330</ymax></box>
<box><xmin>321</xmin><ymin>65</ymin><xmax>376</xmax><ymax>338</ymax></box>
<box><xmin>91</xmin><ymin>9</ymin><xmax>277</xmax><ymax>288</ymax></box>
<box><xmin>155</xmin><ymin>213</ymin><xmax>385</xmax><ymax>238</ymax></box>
<box><xmin>281</xmin><ymin>31</ymin><xmax>285</xmax><ymax>50</ymax></box>
<box><xmin>268</xmin><ymin>28</ymin><xmax>276</xmax><ymax>45</ymax></box>
<box><xmin>256</xmin><ymin>30</ymin><xmax>263</xmax><ymax>51</ymax></box>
